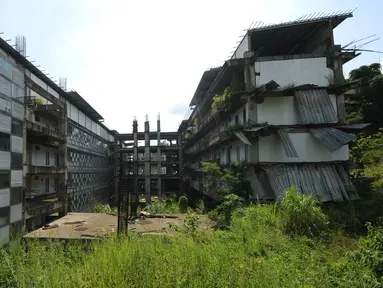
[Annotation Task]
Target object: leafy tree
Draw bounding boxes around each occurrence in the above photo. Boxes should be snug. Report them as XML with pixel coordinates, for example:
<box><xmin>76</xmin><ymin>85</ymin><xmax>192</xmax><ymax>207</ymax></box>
<box><xmin>347</xmin><ymin>63</ymin><xmax>383</xmax><ymax>129</ymax></box>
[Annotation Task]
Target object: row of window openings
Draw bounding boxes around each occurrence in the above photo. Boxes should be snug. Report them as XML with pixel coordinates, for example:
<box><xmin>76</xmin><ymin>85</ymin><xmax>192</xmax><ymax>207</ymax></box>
<box><xmin>228</xmin><ymin>109</ymin><xmax>246</xmax><ymax>126</ymax></box>
<box><xmin>124</xmin><ymin>153</ymin><xmax>179</xmax><ymax>161</ymax></box>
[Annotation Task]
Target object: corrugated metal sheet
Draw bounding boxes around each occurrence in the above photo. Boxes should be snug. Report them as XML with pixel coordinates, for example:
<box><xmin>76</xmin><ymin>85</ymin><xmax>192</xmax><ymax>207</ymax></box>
<box><xmin>0</xmin><ymin>114</ymin><xmax>11</xmax><ymax>133</ymax></box>
<box><xmin>11</xmin><ymin>136</ymin><xmax>23</xmax><ymax>154</ymax></box>
<box><xmin>0</xmin><ymin>188</ymin><xmax>10</xmax><ymax>208</ymax></box>
<box><xmin>244</xmin><ymin>166</ymin><xmax>273</xmax><ymax>200</ymax></box>
<box><xmin>262</xmin><ymin>164</ymin><xmax>357</xmax><ymax>202</ymax></box>
<box><xmin>309</xmin><ymin>128</ymin><xmax>356</xmax><ymax>152</ymax></box>
<box><xmin>0</xmin><ymin>151</ymin><xmax>10</xmax><ymax>169</ymax></box>
<box><xmin>0</xmin><ymin>75</ymin><xmax>12</xmax><ymax>97</ymax></box>
<box><xmin>11</xmin><ymin>170</ymin><xmax>22</xmax><ymax>187</ymax></box>
<box><xmin>294</xmin><ymin>89</ymin><xmax>337</xmax><ymax>124</ymax></box>
<box><xmin>11</xmin><ymin>101</ymin><xmax>24</xmax><ymax>120</ymax></box>
<box><xmin>334</xmin><ymin>123</ymin><xmax>371</xmax><ymax>131</ymax></box>
<box><xmin>277</xmin><ymin>130</ymin><xmax>298</xmax><ymax>158</ymax></box>
<box><xmin>234</xmin><ymin>131</ymin><xmax>252</xmax><ymax>145</ymax></box>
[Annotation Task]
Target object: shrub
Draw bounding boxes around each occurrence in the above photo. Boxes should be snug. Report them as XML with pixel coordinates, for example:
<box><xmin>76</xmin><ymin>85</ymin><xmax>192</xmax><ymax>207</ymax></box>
<box><xmin>145</xmin><ymin>200</ymin><xmax>179</xmax><ymax>214</ymax></box>
<box><xmin>278</xmin><ymin>186</ymin><xmax>329</xmax><ymax>237</ymax></box>
<box><xmin>178</xmin><ymin>196</ymin><xmax>188</xmax><ymax>213</ymax></box>
<box><xmin>208</xmin><ymin>194</ymin><xmax>243</xmax><ymax>229</ymax></box>
<box><xmin>93</xmin><ymin>204</ymin><xmax>117</xmax><ymax>214</ymax></box>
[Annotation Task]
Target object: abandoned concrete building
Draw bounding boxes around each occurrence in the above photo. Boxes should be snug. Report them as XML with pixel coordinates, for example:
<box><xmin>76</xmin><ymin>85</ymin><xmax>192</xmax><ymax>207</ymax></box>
<box><xmin>179</xmin><ymin>11</ymin><xmax>367</xmax><ymax>203</ymax></box>
<box><xmin>0</xmin><ymin>36</ymin><xmax>114</xmax><ymax>244</ymax></box>
<box><xmin>113</xmin><ymin>115</ymin><xmax>182</xmax><ymax>206</ymax></box>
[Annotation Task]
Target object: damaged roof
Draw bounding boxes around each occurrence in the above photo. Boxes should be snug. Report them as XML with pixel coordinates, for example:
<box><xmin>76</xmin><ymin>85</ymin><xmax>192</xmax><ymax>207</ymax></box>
<box><xmin>189</xmin><ymin>67</ymin><xmax>221</xmax><ymax>107</ymax></box>
<box><xmin>247</xmin><ymin>11</ymin><xmax>353</xmax><ymax>57</ymax></box>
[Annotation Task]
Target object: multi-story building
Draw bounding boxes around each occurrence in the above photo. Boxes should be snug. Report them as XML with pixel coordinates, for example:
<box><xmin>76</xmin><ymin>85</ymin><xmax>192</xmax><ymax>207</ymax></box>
<box><xmin>180</xmin><ymin>12</ymin><xmax>367</xmax><ymax>203</ymax></box>
<box><xmin>0</xmin><ymin>36</ymin><xmax>115</xmax><ymax>244</ymax></box>
<box><xmin>114</xmin><ymin>115</ymin><xmax>182</xmax><ymax>215</ymax></box>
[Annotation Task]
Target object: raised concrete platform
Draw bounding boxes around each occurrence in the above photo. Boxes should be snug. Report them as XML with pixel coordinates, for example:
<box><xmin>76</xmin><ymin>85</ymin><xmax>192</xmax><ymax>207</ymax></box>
<box><xmin>23</xmin><ymin>213</ymin><xmax>117</xmax><ymax>240</ymax></box>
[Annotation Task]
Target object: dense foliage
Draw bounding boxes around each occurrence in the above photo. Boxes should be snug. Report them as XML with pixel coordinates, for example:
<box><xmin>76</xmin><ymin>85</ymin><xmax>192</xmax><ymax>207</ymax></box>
<box><xmin>2</xmin><ymin>190</ymin><xmax>383</xmax><ymax>287</ymax></box>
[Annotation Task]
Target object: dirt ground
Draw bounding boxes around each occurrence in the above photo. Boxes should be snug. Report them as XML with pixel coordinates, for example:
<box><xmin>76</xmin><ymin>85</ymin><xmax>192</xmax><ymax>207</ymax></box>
<box><xmin>23</xmin><ymin>212</ymin><xmax>215</xmax><ymax>240</ymax></box>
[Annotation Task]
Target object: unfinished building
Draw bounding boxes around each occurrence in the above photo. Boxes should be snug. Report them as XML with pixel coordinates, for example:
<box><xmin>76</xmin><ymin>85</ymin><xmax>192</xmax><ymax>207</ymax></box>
<box><xmin>179</xmin><ymin>11</ymin><xmax>367</xmax><ymax>203</ymax></box>
<box><xmin>0</xmin><ymin>36</ymin><xmax>115</xmax><ymax>244</ymax></box>
<box><xmin>114</xmin><ymin>115</ymin><xmax>182</xmax><ymax>222</ymax></box>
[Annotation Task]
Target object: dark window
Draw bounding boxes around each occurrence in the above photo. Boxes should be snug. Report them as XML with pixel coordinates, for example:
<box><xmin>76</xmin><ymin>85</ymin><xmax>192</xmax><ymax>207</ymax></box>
<box><xmin>0</xmin><ymin>132</ymin><xmax>10</xmax><ymax>151</ymax></box>
<box><xmin>55</xmin><ymin>178</ymin><xmax>59</xmax><ymax>192</ymax></box>
<box><xmin>11</xmin><ymin>153</ymin><xmax>22</xmax><ymax>170</ymax></box>
<box><xmin>10</xmin><ymin>220</ymin><xmax>23</xmax><ymax>239</ymax></box>
<box><xmin>243</xmin><ymin>109</ymin><xmax>246</xmax><ymax>124</ymax></box>
<box><xmin>0</xmin><ymin>171</ymin><xmax>10</xmax><ymax>189</ymax></box>
<box><xmin>11</xmin><ymin>119</ymin><xmax>23</xmax><ymax>137</ymax></box>
<box><xmin>46</xmin><ymin>152</ymin><xmax>49</xmax><ymax>166</ymax></box>
<box><xmin>35</xmin><ymin>115</ymin><xmax>40</xmax><ymax>122</ymax></box>
<box><xmin>0</xmin><ymin>206</ymin><xmax>10</xmax><ymax>227</ymax></box>
<box><xmin>228</xmin><ymin>116</ymin><xmax>231</xmax><ymax>122</ymax></box>
<box><xmin>10</xmin><ymin>187</ymin><xmax>22</xmax><ymax>205</ymax></box>
<box><xmin>235</xmin><ymin>115</ymin><xmax>239</xmax><ymax>125</ymax></box>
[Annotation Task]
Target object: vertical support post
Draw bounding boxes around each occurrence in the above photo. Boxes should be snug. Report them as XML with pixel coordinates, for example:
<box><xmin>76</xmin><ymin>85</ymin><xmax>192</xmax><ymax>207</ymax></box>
<box><xmin>157</xmin><ymin>114</ymin><xmax>162</xmax><ymax>200</ymax></box>
<box><xmin>58</xmin><ymin>102</ymin><xmax>68</xmax><ymax>217</ymax></box>
<box><xmin>113</xmin><ymin>132</ymin><xmax>119</xmax><ymax>205</ymax></box>
<box><xmin>178</xmin><ymin>133</ymin><xmax>183</xmax><ymax>196</ymax></box>
<box><xmin>132</xmin><ymin>119</ymin><xmax>139</xmax><ymax>216</ymax></box>
<box><xmin>144</xmin><ymin>117</ymin><xmax>151</xmax><ymax>203</ymax></box>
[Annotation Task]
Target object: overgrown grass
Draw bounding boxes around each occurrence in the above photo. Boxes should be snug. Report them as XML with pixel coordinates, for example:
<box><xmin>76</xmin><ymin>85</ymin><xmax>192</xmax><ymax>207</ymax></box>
<box><xmin>144</xmin><ymin>200</ymin><xmax>180</xmax><ymax>214</ymax></box>
<box><xmin>92</xmin><ymin>204</ymin><xmax>118</xmax><ymax>214</ymax></box>
<box><xmin>1</xmin><ymin>190</ymin><xmax>382</xmax><ymax>287</ymax></box>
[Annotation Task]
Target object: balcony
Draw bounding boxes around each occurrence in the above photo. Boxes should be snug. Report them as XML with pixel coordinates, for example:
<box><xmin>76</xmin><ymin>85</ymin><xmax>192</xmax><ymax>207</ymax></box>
<box><xmin>26</xmin><ymin>120</ymin><xmax>65</xmax><ymax>141</ymax></box>
<box><xmin>185</xmin><ymin>131</ymin><xmax>233</xmax><ymax>156</ymax></box>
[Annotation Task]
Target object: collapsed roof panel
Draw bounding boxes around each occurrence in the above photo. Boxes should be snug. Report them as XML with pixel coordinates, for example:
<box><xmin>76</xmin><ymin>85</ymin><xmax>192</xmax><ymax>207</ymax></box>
<box><xmin>309</xmin><ymin>128</ymin><xmax>356</xmax><ymax>152</ymax></box>
<box><xmin>294</xmin><ymin>89</ymin><xmax>338</xmax><ymax>124</ymax></box>
<box><xmin>255</xmin><ymin>163</ymin><xmax>358</xmax><ymax>202</ymax></box>
<box><xmin>277</xmin><ymin>130</ymin><xmax>298</xmax><ymax>158</ymax></box>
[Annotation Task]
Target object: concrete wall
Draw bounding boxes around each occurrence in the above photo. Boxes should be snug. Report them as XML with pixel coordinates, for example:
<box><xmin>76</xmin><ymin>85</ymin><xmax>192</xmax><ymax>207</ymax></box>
<box><xmin>233</xmin><ymin>35</ymin><xmax>248</xmax><ymax>59</ymax></box>
<box><xmin>258</xmin><ymin>133</ymin><xmax>349</xmax><ymax>163</ymax></box>
<box><xmin>30</xmin><ymin>175</ymin><xmax>58</xmax><ymax>195</ymax></box>
<box><xmin>256</xmin><ymin>95</ymin><xmax>337</xmax><ymax>125</ymax></box>
<box><xmin>255</xmin><ymin>57</ymin><xmax>333</xmax><ymax>87</ymax></box>
<box><xmin>30</xmin><ymin>144</ymin><xmax>57</xmax><ymax>167</ymax></box>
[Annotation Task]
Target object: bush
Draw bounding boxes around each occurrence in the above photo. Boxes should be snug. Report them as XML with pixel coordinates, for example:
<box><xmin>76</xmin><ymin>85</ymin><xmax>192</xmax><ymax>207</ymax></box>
<box><xmin>93</xmin><ymin>204</ymin><xmax>117</xmax><ymax>214</ymax></box>
<box><xmin>178</xmin><ymin>196</ymin><xmax>188</xmax><ymax>213</ymax></box>
<box><xmin>208</xmin><ymin>194</ymin><xmax>243</xmax><ymax>229</ymax></box>
<box><xmin>145</xmin><ymin>200</ymin><xmax>179</xmax><ymax>214</ymax></box>
<box><xmin>278</xmin><ymin>186</ymin><xmax>329</xmax><ymax>237</ymax></box>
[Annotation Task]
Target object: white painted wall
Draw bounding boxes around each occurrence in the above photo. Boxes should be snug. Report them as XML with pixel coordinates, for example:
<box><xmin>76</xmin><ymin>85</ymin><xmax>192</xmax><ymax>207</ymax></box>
<box><xmin>11</xmin><ymin>170</ymin><xmax>22</xmax><ymax>187</ymax></box>
<box><xmin>258</xmin><ymin>133</ymin><xmax>349</xmax><ymax>163</ymax></box>
<box><xmin>256</xmin><ymin>95</ymin><xmax>337</xmax><ymax>125</ymax></box>
<box><xmin>31</xmin><ymin>144</ymin><xmax>57</xmax><ymax>167</ymax></box>
<box><xmin>255</xmin><ymin>57</ymin><xmax>333</xmax><ymax>87</ymax></box>
<box><xmin>233</xmin><ymin>35</ymin><xmax>248</xmax><ymax>59</ymax></box>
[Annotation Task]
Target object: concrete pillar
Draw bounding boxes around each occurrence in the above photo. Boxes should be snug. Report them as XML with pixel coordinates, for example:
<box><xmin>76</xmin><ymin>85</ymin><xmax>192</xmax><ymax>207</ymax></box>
<box><xmin>178</xmin><ymin>133</ymin><xmax>183</xmax><ymax>196</ymax></box>
<box><xmin>133</xmin><ymin>119</ymin><xmax>139</xmax><ymax>204</ymax></box>
<box><xmin>157</xmin><ymin>114</ymin><xmax>162</xmax><ymax>200</ymax></box>
<box><xmin>58</xmin><ymin>102</ymin><xmax>68</xmax><ymax>216</ymax></box>
<box><xmin>144</xmin><ymin>117</ymin><xmax>151</xmax><ymax>203</ymax></box>
<box><xmin>113</xmin><ymin>131</ymin><xmax>119</xmax><ymax>205</ymax></box>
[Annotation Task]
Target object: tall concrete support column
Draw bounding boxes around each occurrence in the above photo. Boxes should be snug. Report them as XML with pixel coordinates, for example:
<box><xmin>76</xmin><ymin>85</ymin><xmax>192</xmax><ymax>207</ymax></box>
<box><xmin>58</xmin><ymin>103</ymin><xmax>68</xmax><ymax>217</ymax></box>
<box><xmin>178</xmin><ymin>133</ymin><xmax>183</xmax><ymax>196</ymax></box>
<box><xmin>133</xmin><ymin>119</ymin><xmax>139</xmax><ymax>205</ymax></box>
<box><xmin>157</xmin><ymin>114</ymin><xmax>162</xmax><ymax>200</ymax></box>
<box><xmin>144</xmin><ymin>116</ymin><xmax>151</xmax><ymax>203</ymax></box>
<box><xmin>113</xmin><ymin>131</ymin><xmax>119</xmax><ymax>205</ymax></box>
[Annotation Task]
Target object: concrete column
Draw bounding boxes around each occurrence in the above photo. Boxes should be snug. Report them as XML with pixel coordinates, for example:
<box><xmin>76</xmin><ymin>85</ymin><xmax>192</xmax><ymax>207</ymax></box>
<box><xmin>157</xmin><ymin>114</ymin><xmax>162</xmax><ymax>200</ymax></box>
<box><xmin>133</xmin><ymin>120</ymin><xmax>139</xmax><ymax>204</ymax></box>
<box><xmin>178</xmin><ymin>133</ymin><xmax>183</xmax><ymax>196</ymax></box>
<box><xmin>144</xmin><ymin>118</ymin><xmax>151</xmax><ymax>203</ymax></box>
<box><xmin>58</xmin><ymin>102</ymin><xmax>68</xmax><ymax>216</ymax></box>
<box><xmin>113</xmin><ymin>131</ymin><xmax>119</xmax><ymax>205</ymax></box>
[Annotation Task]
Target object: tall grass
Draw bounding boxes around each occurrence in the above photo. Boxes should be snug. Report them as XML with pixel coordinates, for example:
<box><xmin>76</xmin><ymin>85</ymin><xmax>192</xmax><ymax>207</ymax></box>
<box><xmin>0</xmin><ymin>190</ymin><xmax>382</xmax><ymax>287</ymax></box>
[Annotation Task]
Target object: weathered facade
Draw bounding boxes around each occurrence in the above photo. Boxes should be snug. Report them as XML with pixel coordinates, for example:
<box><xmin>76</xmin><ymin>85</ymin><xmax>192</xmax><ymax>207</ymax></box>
<box><xmin>0</xmin><ymin>36</ymin><xmax>115</xmax><ymax>244</ymax></box>
<box><xmin>180</xmin><ymin>12</ymin><xmax>366</xmax><ymax>203</ymax></box>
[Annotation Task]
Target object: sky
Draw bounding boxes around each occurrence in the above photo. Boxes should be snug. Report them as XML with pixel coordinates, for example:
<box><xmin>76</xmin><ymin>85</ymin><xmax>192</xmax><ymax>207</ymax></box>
<box><xmin>0</xmin><ymin>0</ymin><xmax>382</xmax><ymax>133</ymax></box>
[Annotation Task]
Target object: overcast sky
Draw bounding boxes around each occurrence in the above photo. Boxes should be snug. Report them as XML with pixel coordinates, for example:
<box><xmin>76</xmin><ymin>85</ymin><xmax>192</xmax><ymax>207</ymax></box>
<box><xmin>0</xmin><ymin>0</ymin><xmax>381</xmax><ymax>132</ymax></box>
